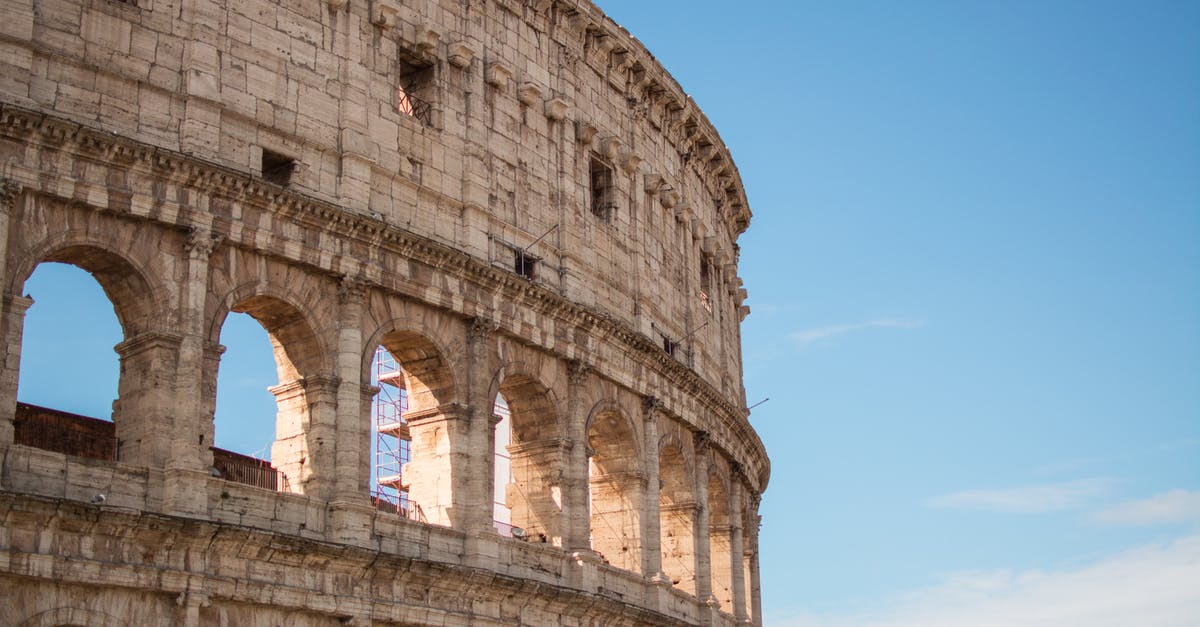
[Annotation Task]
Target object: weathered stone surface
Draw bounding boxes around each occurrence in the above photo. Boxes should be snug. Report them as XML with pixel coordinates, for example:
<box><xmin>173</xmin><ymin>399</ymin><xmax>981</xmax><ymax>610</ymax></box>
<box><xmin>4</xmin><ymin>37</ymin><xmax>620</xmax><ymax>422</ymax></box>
<box><xmin>0</xmin><ymin>0</ymin><xmax>766</xmax><ymax>625</ymax></box>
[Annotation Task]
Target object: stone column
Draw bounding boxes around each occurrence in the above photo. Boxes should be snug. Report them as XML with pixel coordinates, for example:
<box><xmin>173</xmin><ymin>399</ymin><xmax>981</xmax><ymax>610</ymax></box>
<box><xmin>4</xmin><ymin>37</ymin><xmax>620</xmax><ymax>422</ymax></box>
<box><xmin>692</xmin><ymin>430</ymin><xmax>714</xmax><ymax>604</ymax></box>
<box><xmin>161</xmin><ymin>227</ymin><xmax>222</xmax><ymax>515</ymax></box>
<box><xmin>0</xmin><ymin>181</ymin><xmax>23</xmax><ymax>449</ymax></box>
<box><xmin>0</xmin><ymin>180</ymin><xmax>19</xmax><ymax>297</ymax></box>
<box><xmin>730</xmin><ymin>470</ymin><xmax>748</xmax><ymax>622</ymax></box>
<box><xmin>0</xmin><ymin>294</ymin><xmax>33</xmax><ymax>448</ymax></box>
<box><xmin>463</xmin><ymin>316</ymin><xmax>495</xmax><ymax>534</ymax></box>
<box><xmin>563</xmin><ymin>359</ymin><xmax>592</xmax><ymax>552</ymax></box>
<box><xmin>641</xmin><ymin>395</ymin><xmax>668</xmax><ymax>583</ymax></box>
<box><xmin>333</xmin><ymin>277</ymin><xmax>368</xmax><ymax>502</ymax></box>
<box><xmin>748</xmin><ymin>493</ymin><xmax>763</xmax><ymax>627</ymax></box>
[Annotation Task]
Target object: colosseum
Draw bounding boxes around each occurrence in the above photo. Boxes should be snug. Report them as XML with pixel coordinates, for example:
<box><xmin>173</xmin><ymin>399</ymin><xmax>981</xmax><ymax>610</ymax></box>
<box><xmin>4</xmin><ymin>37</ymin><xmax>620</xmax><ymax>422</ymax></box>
<box><xmin>0</xmin><ymin>0</ymin><xmax>768</xmax><ymax>625</ymax></box>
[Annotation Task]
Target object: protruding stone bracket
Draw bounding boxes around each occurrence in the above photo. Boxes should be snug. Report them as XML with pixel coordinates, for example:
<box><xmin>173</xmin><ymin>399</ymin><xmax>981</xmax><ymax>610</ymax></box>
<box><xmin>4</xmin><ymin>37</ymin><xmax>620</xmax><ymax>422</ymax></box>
<box><xmin>447</xmin><ymin>41</ymin><xmax>476</xmax><ymax>68</ymax></box>
<box><xmin>415</xmin><ymin>24</ymin><xmax>441</xmax><ymax>51</ymax></box>
<box><xmin>597</xmin><ymin>135</ymin><xmax>622</xmax><ymax>161</ymax></box>
<box><xmin>371</xmin><ymin>3</ymin><xmax>399</xmax><ymax>29</ymax></box>
<box><xmin>619</xmin><ymin>150</ymin><xmax>642</xmax><ymax>174</ymax></box>
<box><xmin>486</xmin><ymin>61</ymin><xmax>513</xmax><ymax>88</ymax></box>
<box><xmin>545</xmin><ymin>97</ymin><xmax>569</xmax><ymax>121</ymax></box>
<box><xmin>518</xmin><ymin>82</ymin><xmax>543</xmax><ymax>107</ymax></box>
<box><xmin>575</xmin><ymin>120</ymin><xmax>599</xmax><ymax>145</ymax></box>
<box><xmin>644</xmin><ymin>173</ymin><xmax>665</xmax><ymax>195</ymax></box>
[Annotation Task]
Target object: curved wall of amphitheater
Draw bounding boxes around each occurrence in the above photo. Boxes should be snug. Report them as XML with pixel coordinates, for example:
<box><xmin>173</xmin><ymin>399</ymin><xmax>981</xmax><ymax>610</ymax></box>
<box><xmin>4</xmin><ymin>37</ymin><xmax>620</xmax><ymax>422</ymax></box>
<box><xmin>0</xmin><ymin>0</ymin><xmax>767</xmax><ymax>625</ymax></box>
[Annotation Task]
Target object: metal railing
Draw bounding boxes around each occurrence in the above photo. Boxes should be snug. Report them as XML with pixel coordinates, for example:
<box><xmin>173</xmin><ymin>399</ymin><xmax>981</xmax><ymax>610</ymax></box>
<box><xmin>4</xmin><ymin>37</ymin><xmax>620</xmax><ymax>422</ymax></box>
<box><xmin>212</xmin><ymin>448</ymin><xmax>279</xmax><ymax>491</ymax></box>
<box><xmin>371</xmin><ymin>490</ymin><xmax>427</xmax><ymax>523</ymax></box>
<box><xmin>398</xmin><ymin>86</ymin><xmax>432</xmax><ymax>127</ymax></box>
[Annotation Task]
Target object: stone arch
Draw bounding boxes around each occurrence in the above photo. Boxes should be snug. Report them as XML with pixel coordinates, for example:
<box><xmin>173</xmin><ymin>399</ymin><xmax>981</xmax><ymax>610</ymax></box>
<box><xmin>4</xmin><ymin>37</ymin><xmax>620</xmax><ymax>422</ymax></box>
<box><xmin>6</xmin><ymin>236</ymin><xmax>172</xmax><ymax>467</ymax></box>
<box><xmin>208</xmin><ymin>282</ymin><xmax>331</xmax><ymax>381</ymax></box>
<box><xmin>206</xmin><ymin>281</ymin><xmax>333</xmax><ymax>495</ymax></box>
<box><xmin>659</xmin><ymin>431</ymin><xmax>698</xmax><ymax>593</ymax></box>
<box><xmin>586</xmin><ymin>399</ymin><xmax>643</xmax><ymax>573</ymax></box>
<box><xmin>361</xmin><ymin>311</ymin><xmax>464</xmax><ymax>526</ymax></box>
<box><xmin>11</xmin><ymin>237</ymin><xmax>166</xmax><ymax>338</ymax></box>
<box><xmin>490</xmin><ymin>359</ymin><xmax>564</xmax><ymax>543</ymax></box>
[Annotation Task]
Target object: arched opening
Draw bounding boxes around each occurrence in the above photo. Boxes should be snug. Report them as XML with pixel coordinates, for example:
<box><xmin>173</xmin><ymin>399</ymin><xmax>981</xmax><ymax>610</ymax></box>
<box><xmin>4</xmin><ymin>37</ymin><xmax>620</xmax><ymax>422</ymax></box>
<box><xmin>210</xmin><ymin>311</ymin><xmax>279</xmax><ymax>489</ymax></box>
<box><xmin>7</xmin><ymin>244</ymin><xmax>164</xmax><ymax>467</ymax></box>
<box><xmin>210</xmin><ymin>295</ymin><xmax>326</xmax><ymax>494</ymax></box>
<box><xmin>495</xmin><ymin>373</ymin><xmax>562</xmax><ymax>544</ymax></box>
<box><xmin>368</xmin><ymin>329</ymin><xmax>457</xmax><ymax>526</ymax></box>
<box><xmin>14</xmin><ymin>262</ymin><xmax>121</xmax><ymax>460</ymax></box>
<box><xmin>587</xmin><ymin>408</ymin><xmax>642</xmax><ymax>573</ymax></box>
<box><xmin>659</xmin><ymin>439</ymin><xmax>696</xmax><ymax>594</ymax></box>
<box><xmin>708</xmin><ymin>469</ymin><xmax>734</xmax><ymax>610</ymax></box>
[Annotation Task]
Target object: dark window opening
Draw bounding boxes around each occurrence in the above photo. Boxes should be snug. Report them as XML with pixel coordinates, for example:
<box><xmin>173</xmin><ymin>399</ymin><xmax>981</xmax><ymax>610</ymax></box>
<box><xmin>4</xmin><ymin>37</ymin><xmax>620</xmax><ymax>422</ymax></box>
<box><xmin>590</xmin><ymin>156</ymin><xmax>615</xmax><ymax>220</ymax></box>
<box><xmin>261</xmin><ymin>150</ymin><xmax>295</xmax><ymax>186</ymax></box>
<box><xmin>662</xmin><ymin>335</ymin><xmax>676</xmax><ymax>356</ymax></box>
<box><xmin>699</xmin><ymin>258</ymin><xmax>713</xmax><ymax>314</ymax></box>
<box><xmin>514</xmin><ymin>250</ymin><xmax>537</xmax><ymax>280</ymax></box>
<box><xmin>398</xmin><ymin>56</ymin><xmax>435</xmax><ymax>126</ymax></box>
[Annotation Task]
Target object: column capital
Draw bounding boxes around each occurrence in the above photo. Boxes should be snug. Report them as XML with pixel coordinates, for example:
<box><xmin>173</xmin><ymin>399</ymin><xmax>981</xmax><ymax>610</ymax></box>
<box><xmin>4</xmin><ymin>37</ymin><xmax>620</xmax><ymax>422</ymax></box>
<box><xmin>567</xmin><ymin>359</ymin><xmax>591</xmax><ymax>385</ymax></box>
<box><xmin>114</xmin><ymin>330</ymin><xmax>185</xmax><ymax>358</ymax></box>
<box><xmin>468</xmin><ymin>316</ymin><xmax>496</xmax><ymax>343</ymax></box>
<box><xmin>337</xmin><ymin>275</ymin><xmax>369</xmax><ymax>304</ymax></box>
<box><xmin>0</xmin><ymin>179</ymin><xmax>22</xmax><ymax>213</ymax></box>
<box><xmin>3</xmin><ymin>293</ymin><xmax>35</xmax><ymax>314</ymax></box>
<box><xmin>641</xmin><ymin>394</ymin><xmax>663</xmax><ymax>418</ymax></box>
<box><xmin>693</xmin><ymin>430</ymin><xmax>711</xmax><ymax>455</ymax></box>
<box><xmin>184</xmin><ymin>226</ymin><xmax>224</xmax><ymax>259</ymax></box>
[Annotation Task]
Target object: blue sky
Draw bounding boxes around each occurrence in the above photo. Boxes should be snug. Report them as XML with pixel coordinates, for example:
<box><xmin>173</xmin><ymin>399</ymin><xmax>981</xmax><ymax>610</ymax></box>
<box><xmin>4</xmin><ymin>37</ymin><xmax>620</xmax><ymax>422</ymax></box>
<box><xmin>14</xmin><ymin>1</ymin><xmax>1200</xmax><ymax>624</ymax></box>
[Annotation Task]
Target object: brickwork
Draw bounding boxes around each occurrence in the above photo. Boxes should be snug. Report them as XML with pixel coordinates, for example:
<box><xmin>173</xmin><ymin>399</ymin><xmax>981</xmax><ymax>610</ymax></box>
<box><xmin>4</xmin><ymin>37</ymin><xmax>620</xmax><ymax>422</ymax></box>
<box><xmin>0</xmin><ymin>0</ymin><xmax>766</xmax><ymax>625</ymax></box>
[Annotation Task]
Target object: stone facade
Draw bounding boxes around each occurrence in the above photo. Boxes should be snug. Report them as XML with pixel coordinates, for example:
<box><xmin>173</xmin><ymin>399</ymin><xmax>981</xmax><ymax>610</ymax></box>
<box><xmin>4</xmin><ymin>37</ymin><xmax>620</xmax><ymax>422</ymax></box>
<box><xmin>0</xmin><ymin>0</ymin><xmax>767</xmax><ymax>625</ymax></box>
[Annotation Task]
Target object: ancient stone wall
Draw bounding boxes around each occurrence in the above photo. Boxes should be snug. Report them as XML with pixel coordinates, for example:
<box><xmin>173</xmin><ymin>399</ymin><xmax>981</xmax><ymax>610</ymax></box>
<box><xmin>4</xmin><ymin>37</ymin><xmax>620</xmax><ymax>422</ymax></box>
<box><xmin>0</xmin><ymin>0</ymin><xmax>767</xmax><ymax>625</ymax></box>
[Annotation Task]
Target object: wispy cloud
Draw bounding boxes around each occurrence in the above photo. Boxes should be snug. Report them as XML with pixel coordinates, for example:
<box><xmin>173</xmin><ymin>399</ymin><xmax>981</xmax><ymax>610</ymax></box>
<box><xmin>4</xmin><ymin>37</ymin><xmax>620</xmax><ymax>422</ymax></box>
<box><xmin>927</xmin><ymin>478</ymin><xmax>1114</xmax><ymax>514</ymax></box>
<box><xmin>771</xmin><ymin>533</ymin><xmax>1200</xmax><ymax>627</ymax></box>
<box><xmin>789</xmin><ymin>318</ymin><xmax>923</xmax><ymax>346</ymax></box>
<box><xmin>1093</xmin><ymin>490</ymin><xmax>1200</xmax><ymax>526</ymax></box>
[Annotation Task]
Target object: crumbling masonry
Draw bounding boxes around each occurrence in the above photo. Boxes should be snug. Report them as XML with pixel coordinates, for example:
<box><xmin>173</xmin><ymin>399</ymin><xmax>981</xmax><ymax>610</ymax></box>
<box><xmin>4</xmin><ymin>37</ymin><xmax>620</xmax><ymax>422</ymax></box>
<box><xmin>0</xmin><ymin>0</ymin><xmax>768</xmax><ymax>625</ymax></box>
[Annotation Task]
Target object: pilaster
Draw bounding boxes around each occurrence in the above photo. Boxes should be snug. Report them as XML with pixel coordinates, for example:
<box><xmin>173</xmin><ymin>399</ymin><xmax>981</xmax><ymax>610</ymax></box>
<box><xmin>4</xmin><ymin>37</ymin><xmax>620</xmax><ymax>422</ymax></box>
<box><xmin>692</xmin><ymin>430</ymin><xmax>715</xmax><ymax>604</ymax></box>
<box><xmin>333</xmin><ymin>276</ymin><xmax>368</xmax><ymax>502</ymax></box>
<box><xmin>0</xmin><ymin>294</ymin><xmax>34</xmax><ymax>448</ymax></box>
<box><xmin>563</xmin><ymin>359</ymin><xmax>591</xmax><ymax>551</ymax></box>
<box><xmin>641</xmin><ymin>395</ymin><xmax>668</xmax><ymax>583</ymax></box>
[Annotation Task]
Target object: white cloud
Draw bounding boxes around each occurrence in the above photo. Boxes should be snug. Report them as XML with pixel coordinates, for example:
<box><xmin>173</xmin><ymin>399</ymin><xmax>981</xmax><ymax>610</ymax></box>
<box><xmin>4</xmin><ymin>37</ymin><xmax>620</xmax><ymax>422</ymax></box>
<box><xmin>1094</xmin><ymin>490</ymin><xmax>1200</xmax><ymax>526</ymax></box>
<box><xmin>789</xmin><ymin>318</ymin><xmax>923</xmax><ymax>346</ymax></box>
<box><xmin>927</xmin><ymin>478</ymin><xmax>1113</xmax><ymax>514</ymax></box>
<box><xmin>770</xmin><ymin>533</ymin><xmax>1200</xmax><ymax>627</ymax></box>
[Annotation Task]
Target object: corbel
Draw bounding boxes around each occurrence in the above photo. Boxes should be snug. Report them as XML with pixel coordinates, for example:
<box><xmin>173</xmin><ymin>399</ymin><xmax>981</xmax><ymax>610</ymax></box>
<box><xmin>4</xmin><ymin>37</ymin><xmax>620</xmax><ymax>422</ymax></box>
<box><xmin>598</xmin><ymin>135</ymin><xmax>622</xmax><ymax>160</ymax></box>
<box><xmin>575</xmin><ymin>120</ymin><xmax>599</xmax><ymax>144</ymax></box>
<box><xmin>415</xmin><ymin>23</ymin><xmax>441</xmax><ymax>51</ymax></box>
<box><xmin>619</xmin><ymin>149</ymin><xmax>642</xmax><ymax>174</ymax></box>
<box><xmin>662</xmin><ymin>186</ymin><xmax>681</xmax><ymax>211</ymax></box>
<box><xmin>545</xmin><ymin>97</ymin><xmax>570</xmax><ymax>121</ymax></box>
<box><xmin>371</xmin><ymin>3</ymin><xmax>400</xmax><ymax>29</ymax></box>
<box><xmin>518</xmin><ymin>81</ymin><xmax>543</xmax><ymax>107</ymax></box>
<box><xmin>486</xmin><ymin>61</ymin><xmax>513</xmax><ymax>88</ymax></box>
<box><xmin>447</xmin><ymin>41</ymin><xmax>477</xmax><ymax>69</ymax></box>
<box><xmin>643</xmin><ymin>173</ymin><xmax>666</xmax><ymax>194</ymax></box>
